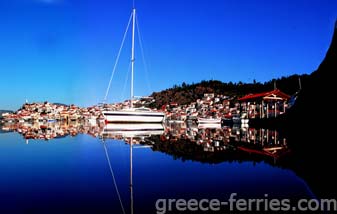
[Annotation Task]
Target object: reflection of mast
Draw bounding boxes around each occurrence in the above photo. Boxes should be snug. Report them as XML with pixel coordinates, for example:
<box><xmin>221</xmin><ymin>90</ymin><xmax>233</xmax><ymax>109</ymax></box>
<box><xmin>102</xmin><ymin>140</ymin><xmax>126</xmax><ymax>214</ymax></box>
<box><xmin>100</xmin><ymin>126</ymin><xmax>164</xmax><ymax>214</ymax></box>
<box><xmin>130</xmin><ymin>137</ymin><xmax>134</xmax><ymax>214</ymax></box>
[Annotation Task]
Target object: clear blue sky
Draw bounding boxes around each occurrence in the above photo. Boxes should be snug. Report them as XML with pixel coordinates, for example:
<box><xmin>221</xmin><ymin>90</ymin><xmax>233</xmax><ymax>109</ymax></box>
<box><xmin>0</xmin><ymin>0</ymin><xmax>336</xmax><ymax>110</ymax></box>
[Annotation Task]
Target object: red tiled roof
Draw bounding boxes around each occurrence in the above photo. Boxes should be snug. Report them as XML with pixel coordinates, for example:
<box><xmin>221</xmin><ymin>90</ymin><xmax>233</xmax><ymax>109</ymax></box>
<box><xmin>238</xmin><ymin>89</ymin><xmax>290</xmax><ymax>101</ymax></box>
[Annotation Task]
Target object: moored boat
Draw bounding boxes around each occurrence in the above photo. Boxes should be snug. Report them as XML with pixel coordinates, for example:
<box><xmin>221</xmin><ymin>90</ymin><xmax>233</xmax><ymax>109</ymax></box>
<box><xmin>103</xmin><ymin>108</ymin><xmax>165</xmax><ymax>123</ymax></box>
<box><xmin>197</xmin><ymin>117</ymin><xmax>221</xmax><ymax>124</ymax></box>
<box><xmin>102</xmin><ymin>8</ymin><xmax>165</xmax><ymax>124</ymax></box>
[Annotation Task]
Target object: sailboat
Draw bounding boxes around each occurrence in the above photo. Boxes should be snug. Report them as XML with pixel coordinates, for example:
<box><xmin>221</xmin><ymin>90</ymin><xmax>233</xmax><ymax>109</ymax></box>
<box><xmin>103</xmin><ymin>8</ymin><xmax>165</xmax><ymax>123</ymax></box>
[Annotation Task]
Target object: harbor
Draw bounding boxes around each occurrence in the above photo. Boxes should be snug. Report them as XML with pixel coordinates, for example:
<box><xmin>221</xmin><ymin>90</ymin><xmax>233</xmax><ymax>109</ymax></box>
<box><xmin>0</xmin><ymin>0</ymin><xmax>336</xmax><ymax>213</ymax></box>
<box><xmin>0</xmin><ymin>88</ymin><xmax>293</xmax><ymax>125</ymax></box>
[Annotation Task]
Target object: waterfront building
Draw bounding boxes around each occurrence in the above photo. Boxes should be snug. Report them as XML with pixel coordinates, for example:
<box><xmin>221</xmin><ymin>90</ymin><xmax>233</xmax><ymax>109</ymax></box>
<box><xmin>238</xmin><ymin>89</ymin><xmax>290</xmax><ymax>119</ymax></box>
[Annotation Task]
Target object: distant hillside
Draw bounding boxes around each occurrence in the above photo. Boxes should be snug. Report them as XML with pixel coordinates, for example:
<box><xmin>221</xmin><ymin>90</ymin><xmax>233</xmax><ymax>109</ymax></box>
<box><xmin>150</xmin><ymin>74</ymin><xmax>309</xmax><ymax>108</ymax></box>
<box><xmin>0</xmin><ymin>110</ymin><xmax>13</xmax><ymax>119</ymax></box>
<box><xmin>52</xmin><ymin>103</ymin><xmax>69</xmax><ymax>107</ymax></box>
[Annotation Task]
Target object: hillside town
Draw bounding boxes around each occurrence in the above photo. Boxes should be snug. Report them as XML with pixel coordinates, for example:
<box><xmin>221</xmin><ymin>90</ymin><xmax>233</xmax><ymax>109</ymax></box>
<box><xmin>0</xmin><ymin>88</ymin><xmax>292</xmax><ymax>124</ymax></box>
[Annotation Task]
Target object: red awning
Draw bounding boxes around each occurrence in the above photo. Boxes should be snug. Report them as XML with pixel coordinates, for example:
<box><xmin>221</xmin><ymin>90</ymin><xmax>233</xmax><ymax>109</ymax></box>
<box><xmin>238</xmin><ymin>89</ymin><xmax>290</xmax><ymax>102</ymax></box>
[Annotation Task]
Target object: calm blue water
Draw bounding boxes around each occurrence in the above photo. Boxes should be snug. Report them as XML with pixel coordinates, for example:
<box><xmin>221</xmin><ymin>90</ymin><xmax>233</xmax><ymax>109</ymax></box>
<box><xmin>0</xmin><ymin>132</ymin><xmax>313</xmax><ymax>214</ymax></box>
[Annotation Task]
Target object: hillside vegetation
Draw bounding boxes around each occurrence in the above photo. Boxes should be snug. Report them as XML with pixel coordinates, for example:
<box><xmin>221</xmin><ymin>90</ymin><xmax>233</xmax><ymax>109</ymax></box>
<box><xmin>150</xmin><ymin>74</ymin><xmax>309</xmax><ymax>108</ymax></box>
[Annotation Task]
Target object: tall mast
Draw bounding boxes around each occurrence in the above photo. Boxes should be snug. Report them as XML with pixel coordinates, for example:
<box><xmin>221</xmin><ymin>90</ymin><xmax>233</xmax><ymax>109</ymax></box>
<box><xmin>130</xmin><ymin>8</ymin><xmax>136</xmax><ymax>108</ymax></box>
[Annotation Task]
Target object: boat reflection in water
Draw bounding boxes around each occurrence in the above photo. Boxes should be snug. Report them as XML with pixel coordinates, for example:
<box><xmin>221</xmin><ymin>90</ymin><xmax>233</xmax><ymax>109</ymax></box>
<box><xmin>101</xmin><ymin>123</ymin><xmax>165</xmax><ymax>139</ymax></box>
<box><xmin>0</xmin><ymin>121</ymin><xmax>301</xmax><ymax>213</ymax></box>
<box><xmin>99</xmin><ymin>123</ymin><xmax>165</xmax><ymax>214</ymax></box>
<box><xmin>1</xmin><ymin>121</ymin><xmax>289</xmax><ymax>163</ymax></box>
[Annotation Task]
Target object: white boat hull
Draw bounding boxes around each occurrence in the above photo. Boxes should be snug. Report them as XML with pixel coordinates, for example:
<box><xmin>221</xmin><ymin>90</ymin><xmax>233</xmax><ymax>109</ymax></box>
<box><xmin>197</xmin><ymin>118</ymin><xmax>221</xmax><ymax>124</ymax></box>
<box><xmin>241</xmin><ymin>118</ymin><xmax>249</xmax><ymax>124</ymax></box>
<box><xmin>103</xmin><ymin>110</ymin><xmax>165</xmax><ymax>123</ymax></box>
<box><xmin>198</xmin><ymin>123</ymin><xmax>221</xmax><ymax>129</ymax></box>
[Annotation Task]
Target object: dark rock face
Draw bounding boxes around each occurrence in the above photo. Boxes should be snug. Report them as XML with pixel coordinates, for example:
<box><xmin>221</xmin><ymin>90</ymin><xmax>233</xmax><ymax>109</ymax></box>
<box><xmin>286</xmin><ymin>21</ymin><xmax>337</xmax><ymax>198</ymax></box>
<box><xmin>287</xmin><ymin>20</ymin><xmax>337</xmax><ymax>141</ymax></box>
<box><xmin>289</xmin><ymin>20</ymin><xmax>337</xmax><ymax>125</ymax></box>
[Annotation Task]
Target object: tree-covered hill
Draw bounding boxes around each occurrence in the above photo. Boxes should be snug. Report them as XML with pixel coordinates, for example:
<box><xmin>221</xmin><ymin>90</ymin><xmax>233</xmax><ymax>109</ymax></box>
<box><xmin>150</xmin><ymin>74</ymin><xmax>309</xmax><ymax>108</ymax></box>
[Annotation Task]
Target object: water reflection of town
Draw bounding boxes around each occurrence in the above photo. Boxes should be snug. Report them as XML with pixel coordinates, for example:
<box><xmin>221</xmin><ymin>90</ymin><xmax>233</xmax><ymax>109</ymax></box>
<box><xmin>166</xmin><ymin>122</ymin><xmax>288</xmax><ymax>156</ymax></box>
<box><xmin>1</xmin><ymin>121</ymin><xmax>289</xmax><ymax>162</ymax></box>
<box><xmin>0</xmin><ymin>121</ymin><xmax>103</xmax><ymax>140</ymax></box>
